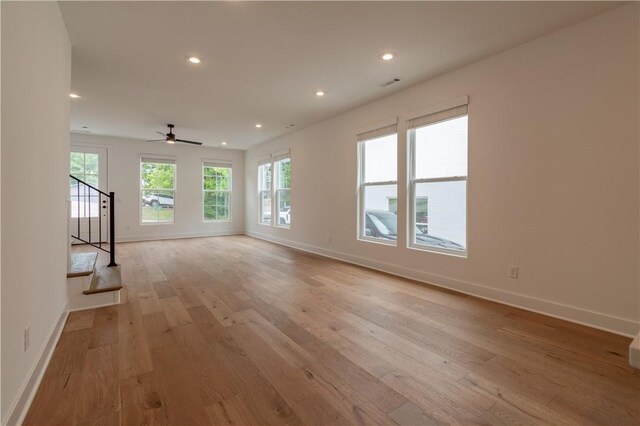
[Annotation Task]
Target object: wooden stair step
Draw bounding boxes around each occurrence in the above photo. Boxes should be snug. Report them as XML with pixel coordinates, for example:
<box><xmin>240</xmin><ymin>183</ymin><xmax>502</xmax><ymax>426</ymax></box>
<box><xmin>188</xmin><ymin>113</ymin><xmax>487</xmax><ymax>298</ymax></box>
<box><xmin>67</xmin><ymin>252</ymin><xmax>98</xmax><ymax>278</ymax></box>
<box><xmin>84</xmin><ymin>264</ymin><xmax>122</xmax><ymax>295</ymax></box>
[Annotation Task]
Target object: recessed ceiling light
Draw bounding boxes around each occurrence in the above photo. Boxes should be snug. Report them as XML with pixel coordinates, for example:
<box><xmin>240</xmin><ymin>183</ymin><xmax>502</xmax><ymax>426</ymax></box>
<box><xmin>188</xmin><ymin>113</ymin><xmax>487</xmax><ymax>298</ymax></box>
<box><xmin>381</xmin><ymin>53</ymin><xmax>394</xmax><ymax>61</ymax></box>
<box><xmin>69</xmin><ymin>93</ymin><xmax>81</xmax><ymax>98</ymax></box>
<box><xmin>221</xmin><ymin>141</ymin><xmax>227</xmax><ymax>146</ymax></box>
<box><xmin>186</xmin><ymin>56</ymin><xmax>201</xmax><ymax>64</ymax></box>
<box><xmin>255</xmin><ymin>123</ymin><xmax>262</xmax><ymax>128</ymax></box>
<box><xmin>315</xmin><ymin>90</ymin><xmax>325</xmax><ymax>97</ymax></box>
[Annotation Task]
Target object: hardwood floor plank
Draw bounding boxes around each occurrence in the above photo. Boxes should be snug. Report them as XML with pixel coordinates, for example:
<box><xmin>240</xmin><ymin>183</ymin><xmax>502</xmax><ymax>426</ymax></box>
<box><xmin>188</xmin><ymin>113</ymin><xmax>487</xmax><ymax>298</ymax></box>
<box><xmin>43</xmin><ymin>328</ymin><xmax>92</xmax><ymax>379</ymax></box>
<box><xmin>64</xmin><ymin>309</ymin><xmax>96</xmax><ymax>333</ymax></box>
<box><xmin>205</xmin><ymin>395</ymin><xmax>261</xmax><ymax>426</ymax></box>
<box><xmin>152</xmin><ymin>281</ymin><xmax>177</xmax><ymax>299</ymax></box>
<box><xmin>121</xmin><ymin>372</ymin><xmax>169</xmax><ymax>425</ymax></box>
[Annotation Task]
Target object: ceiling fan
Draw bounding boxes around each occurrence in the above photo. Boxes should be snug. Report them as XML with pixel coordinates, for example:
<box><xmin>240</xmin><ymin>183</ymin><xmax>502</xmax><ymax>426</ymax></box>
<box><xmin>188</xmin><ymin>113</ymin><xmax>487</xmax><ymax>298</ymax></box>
<box><xmin>146</xmin><ymin>124</ymin><xmax>203</xmax><ymax>145</ymax></box>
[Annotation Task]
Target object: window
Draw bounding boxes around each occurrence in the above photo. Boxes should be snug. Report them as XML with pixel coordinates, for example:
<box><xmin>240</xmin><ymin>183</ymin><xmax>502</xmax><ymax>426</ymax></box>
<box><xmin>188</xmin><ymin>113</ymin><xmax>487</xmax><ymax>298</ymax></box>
<box><xmin>258</xmin><ymin>151</ymin><xmax>292</xmax><ymax>227</ymax></box>
<box><xmin>70</xmin><ymin>151</ymin><xmax>99</xmax><ymax>218</ymax></box>
<box><xmin>203</xmin><ymin>162</ymin><xmax>231</xmax><ymax>222</ymax></box>
<box><xmin>274</xmin><ymin>154</ymin><xmax>291</xmax><ymax>227</ymax></box>
<box><xmin>357</xmin><ymin>125</ymin><xmax>398</xmax><ymax>244</ymax></box>
<box><xmin>258</xmin><ymin>161</ymin><xmax>272</xmax><ymax>225</ymax></box>
<box><xmin>140</xmin><ymin>158</ymin><xmax>176</xmax><ymax>223</ymax></box>
<box><xmin>408</xmin><ymin>103</ymin><xmax>468</xmax><ymax>254</ymax></box>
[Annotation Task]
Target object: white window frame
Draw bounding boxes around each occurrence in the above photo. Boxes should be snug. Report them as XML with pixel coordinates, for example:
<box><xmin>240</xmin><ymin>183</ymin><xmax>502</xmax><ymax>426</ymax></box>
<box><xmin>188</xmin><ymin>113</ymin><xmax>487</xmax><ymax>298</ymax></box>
<box><xmin>407</xmin><ymin>103</ymin><xmax>468</xmax><ymax>257</ymax></box>
<box><xmin>202</xmin><ymin>161</ymin><xmax>232</xmax><ymax>223</ymax></box>
<box><xmin>258</xmin><ymin>159</ymin><xmax>273</xmax><ymax>226</ymax></box>
<box><xmin>140</xmin><ymin>157</ymin><xmax>176</xmax><ymax>225</ymax></box>
<box><xmin>274</xmin><ymin>153</ymin><xmax>291</xmax><ymax>229</ymax></box>
<box><xmin>356</xmin><ymin>126</ymin><xmax>398</xmax><ymax>246</ymax></box>
<box><xmin>257</xmin><ymin>151</ymin><xmax>292</xmax><ymax>228</ymax></box>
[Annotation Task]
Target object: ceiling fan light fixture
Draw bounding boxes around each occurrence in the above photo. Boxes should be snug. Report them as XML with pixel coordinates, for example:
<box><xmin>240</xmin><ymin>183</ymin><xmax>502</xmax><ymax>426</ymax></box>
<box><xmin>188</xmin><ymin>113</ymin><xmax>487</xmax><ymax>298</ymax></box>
<box><xmin>148</xmin><ymin>124</ymin><xmax>203</xmax><ymax>146</ymax></box>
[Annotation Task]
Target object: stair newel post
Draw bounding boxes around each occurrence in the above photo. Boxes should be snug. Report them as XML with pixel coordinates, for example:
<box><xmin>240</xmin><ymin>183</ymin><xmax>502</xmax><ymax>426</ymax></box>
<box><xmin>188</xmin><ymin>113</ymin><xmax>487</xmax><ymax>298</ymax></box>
<box><xmin>108</xmin><ymin>191</ymin><xmax>117</xmax><ymax>267</ymax></box>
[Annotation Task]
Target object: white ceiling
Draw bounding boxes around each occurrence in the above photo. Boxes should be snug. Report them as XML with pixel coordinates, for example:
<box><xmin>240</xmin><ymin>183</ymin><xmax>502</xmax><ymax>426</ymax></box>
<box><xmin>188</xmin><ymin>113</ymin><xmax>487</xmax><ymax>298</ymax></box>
<box><xmin>60</xmin><ymin>1</ymin><xmax>621</xmax><ymax>150</ymax></box>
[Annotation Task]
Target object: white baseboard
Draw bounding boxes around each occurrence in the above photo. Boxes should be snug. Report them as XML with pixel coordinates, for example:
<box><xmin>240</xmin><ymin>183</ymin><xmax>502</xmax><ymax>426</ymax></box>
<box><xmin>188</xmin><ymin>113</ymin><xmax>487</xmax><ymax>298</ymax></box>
<box><xmin>116</xmin><ymin>230</ymin><xmax>244</xmax><ymax>243</ymax></box>
<box><xmin>3</xmin><ymin>309</ymin><xmax>69</xmax><ymax>426</ymax></box>
<box><xmin>630</xmin><ymin>334</ymin><xmax>640</xmax><ymax>369</ymax></box>
<box><xmin>246</xmin><ymin>231</ymin><xmax>639</xmax><ymax>338</ymax></box>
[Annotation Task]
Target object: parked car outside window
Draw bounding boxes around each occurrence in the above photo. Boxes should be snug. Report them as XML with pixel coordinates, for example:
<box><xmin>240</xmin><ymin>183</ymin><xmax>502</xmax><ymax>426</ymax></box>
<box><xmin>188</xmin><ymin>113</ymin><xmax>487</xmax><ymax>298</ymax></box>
<box><xmin>142</xmin><ymin>193</ymin><xmax>174</xmax><ymax>208</ymax></box>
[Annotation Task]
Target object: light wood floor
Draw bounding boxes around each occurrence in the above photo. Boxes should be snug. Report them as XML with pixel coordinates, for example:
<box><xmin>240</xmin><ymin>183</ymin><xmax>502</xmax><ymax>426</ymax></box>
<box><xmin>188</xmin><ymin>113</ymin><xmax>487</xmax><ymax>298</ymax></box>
<box><xmin>25</xmin><ymin>236</ymin><xmax>640</xmax><ymax>425</ymax></box>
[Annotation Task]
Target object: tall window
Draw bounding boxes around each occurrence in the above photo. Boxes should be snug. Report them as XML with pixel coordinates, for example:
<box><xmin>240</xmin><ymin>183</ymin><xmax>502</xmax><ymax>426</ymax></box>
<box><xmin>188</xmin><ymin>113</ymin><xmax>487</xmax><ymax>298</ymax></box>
<box><xmin>258</xmin><ymin>161</ymin><xmax>272</xmax><ymax>225</ymax></box>
<box><xmin>203</xmin><ymin>162</ymin><xmax>231</xmax><ymax>222</ymax></box>
<box><xmin>140</xmin><ymin>158</ymin><xmax>176</xmax><ymax>223</ymax></box>
<box><xmin>70</xmin><ymin>151</ymin><xmax>99</xmax><ymax>218</ymax></box>
<box><xmin>274</xmin><ymin>154</ymin><xmax>291</xmax><ymax>227</ymax></box>
<box><xmin>408</xmin><ymin>103</ymin><xmax>468</xmax><ymax>254</ymax></box>
<box><xmin>357</xmin><ymin>126</ymin><xmax>398</xmax><ymax>244</ymax></box>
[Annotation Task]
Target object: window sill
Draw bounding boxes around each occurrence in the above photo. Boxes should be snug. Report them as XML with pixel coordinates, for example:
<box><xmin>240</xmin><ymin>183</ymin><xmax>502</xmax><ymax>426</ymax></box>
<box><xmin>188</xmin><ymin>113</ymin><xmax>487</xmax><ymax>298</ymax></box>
<box><xmin>275</xmin><ymin>224</ymin><xmax>290</xmax><ymax>230</ymax></box>
<box><xmin>204</xmin><ymin>219</ymin><xmax>232</xmax><ymax>223</ymax></box>
<box><xmin>408</xmin><ymin>243</ymin><xmax>467</xmax><ymax>258</ymax></box>
<box><xmin>257</xmin><ymin>222</ymin><xmax>273</xmax><ymax>227</ymax></box>
<box><xmin>357</xmin><ymin>236</ymin><xmax>397</xmax><ymax>247</ymax></box>
<box><xmin>140</xmin><ymin>222</ymin><xmax>175</xmax><ymax>226</ymax></box>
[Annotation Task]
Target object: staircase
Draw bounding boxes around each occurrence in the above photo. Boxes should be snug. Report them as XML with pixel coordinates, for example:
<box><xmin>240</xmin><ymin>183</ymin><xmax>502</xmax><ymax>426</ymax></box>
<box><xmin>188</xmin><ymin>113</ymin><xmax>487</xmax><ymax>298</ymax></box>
<box><xmin>68</xmin><ymin>175</ymin><xmax>121</xmax><ymax>311</ymax></box>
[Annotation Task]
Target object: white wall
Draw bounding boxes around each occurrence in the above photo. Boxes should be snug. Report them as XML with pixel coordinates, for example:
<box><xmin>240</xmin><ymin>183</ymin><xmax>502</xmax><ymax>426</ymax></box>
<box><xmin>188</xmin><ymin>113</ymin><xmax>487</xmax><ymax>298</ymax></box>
<box><xmin>245</xmin><ymin>4</ymin><xmax>640</xmax><ymax>336</ymax></box>
<box><xmin>1</xmin><ymin>2</ymin><xmax>71</xmax><ymax>423</ymax></box>
<box><xmin>70</xmin><ymin>133</ymin><xmax>245</xmax><ymax>241</ymax></box>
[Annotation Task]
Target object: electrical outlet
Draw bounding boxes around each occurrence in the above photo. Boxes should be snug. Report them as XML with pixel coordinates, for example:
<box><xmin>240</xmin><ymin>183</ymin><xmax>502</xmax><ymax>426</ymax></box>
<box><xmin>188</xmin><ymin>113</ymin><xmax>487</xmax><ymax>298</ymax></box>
<box><xmin>24</xmin><ymin>326</ymin><xmax>30</xmax><ymax>352</ymax></box>
<box><xmin>509</xmin><ymin>265</ymin><xmax>519</xmax><ymax>279</ymax></box>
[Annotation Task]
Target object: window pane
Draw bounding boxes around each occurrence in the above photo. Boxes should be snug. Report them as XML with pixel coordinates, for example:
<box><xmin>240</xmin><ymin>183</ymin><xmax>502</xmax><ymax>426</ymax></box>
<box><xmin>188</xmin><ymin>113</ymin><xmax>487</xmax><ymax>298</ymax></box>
<box><xmin>141</xmin><ymin>162</ymin><xmax>175</xmax><ymax>190</ymax></box>
<box><xmin>277</xmin><ymin>189</ymin><xmax>291</xmax><ymax>226</ymax></box>
<box><xmin>363</xmin><ymin>184</ymin><xmax>397</xmax><ymax>242</ymax></box>
<box><xmin>141</xmin><ymin>189</ymin><xmax>174</xmax><ymax>223</ymax></box>
<box><xmin>70</xmin><ymin>179</ymin><xmax>99</xmax><ymax>218</ymax></box>
<box><xmin>414</xmin><ymin>116</ymin><xmax>467</xmax><ymax>179</ymax></box>
<box><xmin>413</xmin><ymin>180</ymin><xmax>466</xmax><ymax>251</ymax></box>
<box><xmin>204</xmin><ymin>191</ymin><xmax>229</xmax><ymax>206</ymax></box>
<box><xmin>84</xmin><ymin>153</ymin><xmax>99</xmax><ymax>175</ymax></box>
<box><xmin>276</xmin><ymin>158</ymin><xmax>291</xmax><ymax>189</ymax></box>
<box><xmin>204</xmin><ymin>167</ymin><xmax>231</xmax><ymax>191</ymax></box>
<box><xmin>204</xmin><ymin>205</ymin><xmax>229</xmax><ymax>221</ymax></box>
<box><xmin>259</xmin><ymin>164</ymin><xmax>272</xmax><ymax>191</ymax></box>
<box><xmin>260</xmin><ymin>190</ymin><xmax>271</xmax><ymax>224</ymax></box>
<box><xmin>363</xmin><ymin>134</ymin><xmax>397</xmax><ymax>183</ymax></box>
<box><xmin>70</xmin><ymin>152</ymin><xmax>84</xmax><ymax>174</ymax></box>
<box><xmin>204</xmin><ymin>191</ymin><xmax>230</xmax><ymax>221</ymax></box>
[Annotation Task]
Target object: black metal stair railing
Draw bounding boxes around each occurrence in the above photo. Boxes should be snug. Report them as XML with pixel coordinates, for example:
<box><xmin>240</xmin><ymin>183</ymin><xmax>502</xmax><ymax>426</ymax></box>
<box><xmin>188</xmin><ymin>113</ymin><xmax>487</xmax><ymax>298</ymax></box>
<box><xmin>69</xmin><ymin>174</ymin><xmax>117</xmax><ymax>267</ymax></box>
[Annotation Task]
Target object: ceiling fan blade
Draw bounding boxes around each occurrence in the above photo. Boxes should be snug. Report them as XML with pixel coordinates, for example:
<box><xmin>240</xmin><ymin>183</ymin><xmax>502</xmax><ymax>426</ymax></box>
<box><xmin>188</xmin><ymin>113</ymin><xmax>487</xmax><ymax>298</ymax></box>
<box><xmin>175</xmin><ymin>138</ymin><xmax>203</xmax><ymax>146</ymax></box>
<box><xmin>146</xmin><ymin>139</ymin><xmax>166</xmax><ymax>142</ymax></box>
<box><xmin>156</xmin><ymin>131</ymin><xmax>167</xmax><ymax>137</ymax></box>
